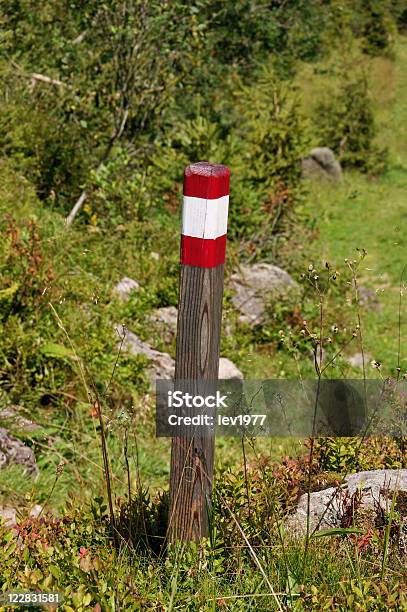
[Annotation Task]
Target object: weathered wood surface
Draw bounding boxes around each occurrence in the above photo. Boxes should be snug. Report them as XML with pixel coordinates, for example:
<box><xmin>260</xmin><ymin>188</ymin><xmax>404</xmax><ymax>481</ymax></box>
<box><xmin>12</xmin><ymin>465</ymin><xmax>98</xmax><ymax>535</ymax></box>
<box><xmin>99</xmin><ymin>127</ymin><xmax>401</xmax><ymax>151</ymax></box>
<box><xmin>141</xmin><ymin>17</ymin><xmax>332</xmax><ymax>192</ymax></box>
<box><xmin>168</xmin><ymin>264</ymin><xmax>224</xmax><ymax>542</ymax></box>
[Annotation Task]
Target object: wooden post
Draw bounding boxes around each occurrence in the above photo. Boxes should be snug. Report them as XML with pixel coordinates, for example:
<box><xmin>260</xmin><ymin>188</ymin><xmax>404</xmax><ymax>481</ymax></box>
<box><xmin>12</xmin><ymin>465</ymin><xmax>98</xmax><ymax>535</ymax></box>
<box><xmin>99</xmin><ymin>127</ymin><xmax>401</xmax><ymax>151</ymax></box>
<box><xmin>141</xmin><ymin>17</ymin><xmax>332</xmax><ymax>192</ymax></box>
<box><xmin>168</xmin><ymin>161</ymin><xmax>230</xmax><ymax>542</ymax></box>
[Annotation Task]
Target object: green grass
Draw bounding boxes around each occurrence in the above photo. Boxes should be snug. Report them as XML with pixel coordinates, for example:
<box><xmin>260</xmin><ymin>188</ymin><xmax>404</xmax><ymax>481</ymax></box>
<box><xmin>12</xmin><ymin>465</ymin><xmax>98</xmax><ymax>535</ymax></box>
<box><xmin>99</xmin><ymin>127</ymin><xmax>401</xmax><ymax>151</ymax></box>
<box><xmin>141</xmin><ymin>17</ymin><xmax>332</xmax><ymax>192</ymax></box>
<box><xmin>300</xmin><ymin>38</ymin><xmax>407</xmax><ymax>374</ymax></box>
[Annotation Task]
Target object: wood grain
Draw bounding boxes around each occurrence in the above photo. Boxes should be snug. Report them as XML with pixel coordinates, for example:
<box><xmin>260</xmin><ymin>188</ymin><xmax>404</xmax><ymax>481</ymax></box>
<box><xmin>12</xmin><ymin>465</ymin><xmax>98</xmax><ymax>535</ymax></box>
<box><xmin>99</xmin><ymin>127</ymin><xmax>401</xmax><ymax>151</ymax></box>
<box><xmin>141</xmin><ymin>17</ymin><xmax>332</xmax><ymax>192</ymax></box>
<box><xmin>168</xmin><ymin>264</ymin><xmax>224</xmax><ymax>542</ymax></box>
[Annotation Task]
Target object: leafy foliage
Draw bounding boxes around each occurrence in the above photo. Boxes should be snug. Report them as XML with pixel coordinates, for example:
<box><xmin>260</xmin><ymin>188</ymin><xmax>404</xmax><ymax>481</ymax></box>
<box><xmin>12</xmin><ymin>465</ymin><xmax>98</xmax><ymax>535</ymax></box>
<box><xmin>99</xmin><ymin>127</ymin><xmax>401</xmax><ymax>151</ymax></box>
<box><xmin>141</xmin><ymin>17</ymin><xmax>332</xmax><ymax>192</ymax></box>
<box><xmin>314</xmin><ymin>71</ymin><xmax>386</xmax><ymax>172</ymax></box>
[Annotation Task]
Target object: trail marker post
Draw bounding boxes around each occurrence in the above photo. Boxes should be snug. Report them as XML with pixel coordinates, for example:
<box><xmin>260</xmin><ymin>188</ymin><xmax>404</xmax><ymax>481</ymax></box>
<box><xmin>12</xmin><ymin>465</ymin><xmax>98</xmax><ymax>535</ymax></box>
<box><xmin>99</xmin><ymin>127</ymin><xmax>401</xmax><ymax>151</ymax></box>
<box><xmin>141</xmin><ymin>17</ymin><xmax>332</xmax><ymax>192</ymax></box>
<box><xmin>168</xmin><ymin>161</ymin><xmax>230</xmax><ymax>542</ymax></box>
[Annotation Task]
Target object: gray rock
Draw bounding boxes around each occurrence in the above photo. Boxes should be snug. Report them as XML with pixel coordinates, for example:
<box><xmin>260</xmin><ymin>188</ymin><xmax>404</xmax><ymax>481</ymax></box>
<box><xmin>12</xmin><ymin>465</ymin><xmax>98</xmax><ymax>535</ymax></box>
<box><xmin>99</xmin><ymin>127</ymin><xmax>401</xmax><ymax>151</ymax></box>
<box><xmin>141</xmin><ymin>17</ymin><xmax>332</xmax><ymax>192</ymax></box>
<box><xmin>358</xmin><ymin>285</ymin><xmax>381</xmax><ymax>311</ymax></box>
<box><xmin>0</xmin><ymin>506</ymin><xmax>17</xmax><ymax>528</ymax></box>
<box><xmin>147</xmin><ymin>306</ymin><xmax>178</xmax><ymax>341</ymax></box>
<box><xmin>117</xmin><ymin>326</ymin><xmax>243</xmax><ymax>383</ymax></box>
<box><xmin>346</xmin><ymin>469</ymin><xmax>407</xmax><ymax>499</ymax></box>
<box><xmin>0</xmin><ymin>504</ymin><xmax>43</xmax><ymax>530</ymax></box>
<box><xmin>230</xmin><ymin>263</ymin><xmax>299</xmax><ymax>325</ymax></box>
<box><xmin>348</xmin><ymin>352</ymin><xmax>372</xmax><ymax>369</ymax></box>
<box><xmin>286</xmin><ymin>469</ymin><xmax>407</xmax><ymax>536</ymax></box>
<box><xmin>113</xmin><ymin>277</ymin><xmax>140</xmax><ymax>301</ymax></box>
<box><xmin>0</xmin><ymin>428</ymin><xmax>38</xmax><ymax>476</ymax></box>
<box><xmin>28</xmin><ymin>503</ymin><xmax>43</xmax><ymax>518</ymax></box>
<box><xmin>0</xmin><ymin>407</ymin><xmax>40</xmax><ymax>433</ymax></box>
<box><xmin>302</xmin><ymin>147</ymin><xmax>342</xmax><ymax>182</ymax></box>
<box><xmin>219</xmin><ymin>358</ymin><xmax>243</xmax><ymax>380</ymax></box>
<box><xmin>116</xmin><ymin>325</ymin><xmax>175</xmax><ymax>380</ymax></box>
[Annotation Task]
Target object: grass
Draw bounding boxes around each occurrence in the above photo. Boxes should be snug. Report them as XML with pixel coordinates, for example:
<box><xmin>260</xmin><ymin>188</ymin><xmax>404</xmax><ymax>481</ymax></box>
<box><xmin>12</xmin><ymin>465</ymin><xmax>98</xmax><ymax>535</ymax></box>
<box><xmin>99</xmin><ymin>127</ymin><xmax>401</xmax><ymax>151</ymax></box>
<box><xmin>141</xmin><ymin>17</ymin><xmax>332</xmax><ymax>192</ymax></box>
<box><xmin>301</xmin><ymin>39</ymin><xmax>407</xmax><ymax>373</ymax></box>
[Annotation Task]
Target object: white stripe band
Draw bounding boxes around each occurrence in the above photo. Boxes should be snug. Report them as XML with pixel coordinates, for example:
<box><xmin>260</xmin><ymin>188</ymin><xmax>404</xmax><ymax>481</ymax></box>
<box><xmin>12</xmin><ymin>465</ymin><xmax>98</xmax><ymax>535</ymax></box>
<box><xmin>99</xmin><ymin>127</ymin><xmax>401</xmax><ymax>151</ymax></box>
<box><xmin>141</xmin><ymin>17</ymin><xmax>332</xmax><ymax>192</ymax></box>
<box><xmin>182</xmin><ymin>195</ymin><xmax>229</xmax><ymax>239</ymax></box>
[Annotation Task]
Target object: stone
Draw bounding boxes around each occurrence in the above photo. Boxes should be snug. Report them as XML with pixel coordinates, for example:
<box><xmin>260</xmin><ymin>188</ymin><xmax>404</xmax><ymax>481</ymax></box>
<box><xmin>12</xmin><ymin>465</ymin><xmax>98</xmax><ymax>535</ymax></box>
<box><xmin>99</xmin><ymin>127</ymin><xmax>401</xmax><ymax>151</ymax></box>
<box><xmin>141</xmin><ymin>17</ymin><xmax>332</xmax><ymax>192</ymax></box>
<box><xmin>116</xmin><ymin>325</ymin><xmax>175</xmax><ymax>380</ymax></box>
<box><xmin>230</xmin><ymin>263</ymin><xmax>299</xmax><ymax>325</ymax></box>
<box><xmin>218</xmin><ymin>357</ymin><xmax>243</xmax><ymax>380</ymax></box>
<box><xmin>358</xmin><ymin>285</ymin><xmax>381</xmax><ymax>311</ymax></box>
<box><xmin>117</xmin><ymin>326</ymin><xmax>243</xmax><ymax>382</ymax></box>
<box><xmin>302</xmin><ymin>147</ymin><xmax>342</xmax><ymax>182</ymax></box>
<box><xmin>113</xmin><ymin>277</ymin><xmax>140</xmax><ymax>301</ymax></box>
<box><xmin>0</xmin><ymin>428</ymin><xmax>38</xmax><ymax>476</ymax></box>
<box><xmin>0</xmin><ymin>506</ymin><xmax>17</xmax><ymax>528</ymax></box>
<box><xmin>147</xmin><ymin>306</ymin><xmax>178</xmax><ymax>341</ymax></box>
<box><xmin>348</xmin><ymin>352</ymin><xmax>372</xmax><ymax>369</ymax></box>
<box><xmin>0</xmin><ymin>504</ymin><xmax>43</xmax><ymax>530</ymax></box>
<box><xmin>29</xmin><ymin>503</ymin><xmax>43</xmax><ymax>518</ymax></box>
<box><xmin>286</xmin><ymin>469</ymin><xmax>407</xmax><ymax>536</ymax></box>
<box><xmin>0</xmin><ymin>406</ymin><xmax>40</xmax><ymax>433</ymax></box>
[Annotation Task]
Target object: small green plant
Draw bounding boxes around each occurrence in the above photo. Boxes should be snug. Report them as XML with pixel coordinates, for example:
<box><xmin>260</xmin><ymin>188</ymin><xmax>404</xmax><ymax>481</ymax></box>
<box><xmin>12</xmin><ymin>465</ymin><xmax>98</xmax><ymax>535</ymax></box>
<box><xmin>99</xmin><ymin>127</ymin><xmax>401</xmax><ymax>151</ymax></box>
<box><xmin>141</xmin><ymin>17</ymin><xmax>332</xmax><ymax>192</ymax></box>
<box><xmin>361</xmin><ymin>0</ymin><xmax>397</xmax><ymax>56</ymax></box>
<box><xmin>313</xmin><ymin>436</ymin><xmax>407</xmax><ymax>473</ymax></box>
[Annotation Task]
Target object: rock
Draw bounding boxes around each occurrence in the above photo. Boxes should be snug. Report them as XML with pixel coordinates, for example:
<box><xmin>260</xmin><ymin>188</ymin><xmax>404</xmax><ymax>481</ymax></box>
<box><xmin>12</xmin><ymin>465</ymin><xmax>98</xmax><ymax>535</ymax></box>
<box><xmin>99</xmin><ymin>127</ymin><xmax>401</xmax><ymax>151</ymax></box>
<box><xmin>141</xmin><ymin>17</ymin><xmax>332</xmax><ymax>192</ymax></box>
<box><xmin>358</xmin><ymin>285</ymin><xmax>381</xmax><ymax>311</ymax></box>
<box><xmin>113</xmin><ymin>277</ymin><xmax>140</xmax><ymax>301</ymax></box>
<box><xmin>116</xmin><ymin>325</ymin><xmax>175</xmax><ymax>380</ymax></box>
<box><xmin>0</xmin><ymin>428</ymin><xmax>38</xmax><ymax>476</ymax></box>
<box><xmin>302</xmin><ymin>147</ymin><xmax>342</xmax><ymax>182</ymax></box>
<box><xmin>0</xmin><ymin>504</ymin><xmax>43</xmax><ymax>531</ymax></box>
<box><xmin>28</xmin><ymin>503</ymin><xmax>43</xmax><ymax>518</ymax></box>
<box><xmin>0</xmin><ymin>506</ymin><xmax>17</xmax><ymax>528</ymax></box>
<box><xmin>348</xmin><ymin>352</ymin><xmax>372</xmax><ymax>369</ymax></box>
<box><xmin>117</xmin><ymin>325</ymin><xmax>243</xmax><ymax>382</ymax></box>
<box><xmin>0</xmin><ymin>406</ymin><xmax>40</xmax><ymax>433</ymax></box>
<box><xmin>219</xmin><ymin>357</ymin><xmax>243</xmax><ymax>380</ymax></box>
<box><xmin>286</xmin><ymin>469</ymin><xmax>407</xmax><ymax>536</ymax></box>
<box><xmin>230</xmin><ymin>263</ymin><xmax>299</xmax><ymax>325</ymax></box>
<box><xmin>147</xmin><ymin>306</ymin><xmax>178</xmax><ymax>341</ymax></box>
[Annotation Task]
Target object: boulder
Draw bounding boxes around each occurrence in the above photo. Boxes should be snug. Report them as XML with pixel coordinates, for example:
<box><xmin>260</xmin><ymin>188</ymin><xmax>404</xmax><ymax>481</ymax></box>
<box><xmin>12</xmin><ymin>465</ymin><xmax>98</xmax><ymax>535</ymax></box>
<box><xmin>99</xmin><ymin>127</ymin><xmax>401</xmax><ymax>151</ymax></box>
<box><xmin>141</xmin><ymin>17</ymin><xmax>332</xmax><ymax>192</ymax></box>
<box><xmin>0</xmin><ymin>504</ymin><xmax>43</xmax><ymax>531</ymax></box>
<box><xmin>302</xmin><ymin>147</ymin><xmax>342</xmax><ymax>182</ymax></box>
<box><xmin>358</xmin><ymin>285</ymin><xmax>381</xmax><ymax>311</ymax></box>
<box><xmin>147</xmin><ymin>306</ymin><xmax>178</xmax><ymax>341</ymax></box>
<box><xmin>286</xmin><ymin>469</ymin><xmax>407</xmax><ymax>536</ymax></box>
<box><xmin>0</xmin><ymin>428</ymin><xmax>38</xmax><ymax>476</ymax></box>
<box><xmin>348</xmin><ymin>352</ymin><xmax>372</xmax><ymax>369</ymax></box>
<box><xmin>116</xmin><ymin>325</ymin><xmax>175</xmax><ymax>380</ymax></box>
<box><xmin>113</xmin><ymin>277</ymin><xmax>140</xmax><ymax>301</ymax></box>
<box><xmin>0</xmin><ymin>506</ymin><xmax>17</xmax><ymax>528</ymax></box>
<box><xmin>230</xmin><ymin>263</ymin><xmax>299</xmax><ymax>325</ymax></box>
<box><xmin>0</xmin><ymin>406</ymin><xmax>40</xmax><ymax>433</ymax></box>
<box><xmin>117</xmin><ymin>326</ymin><xmax>243</xmax><ymax>382</ymax></box>
<box><xmin>218</xmin><ymin>357</ymin><xmax>243</xmax><ymax>380</ymax></box>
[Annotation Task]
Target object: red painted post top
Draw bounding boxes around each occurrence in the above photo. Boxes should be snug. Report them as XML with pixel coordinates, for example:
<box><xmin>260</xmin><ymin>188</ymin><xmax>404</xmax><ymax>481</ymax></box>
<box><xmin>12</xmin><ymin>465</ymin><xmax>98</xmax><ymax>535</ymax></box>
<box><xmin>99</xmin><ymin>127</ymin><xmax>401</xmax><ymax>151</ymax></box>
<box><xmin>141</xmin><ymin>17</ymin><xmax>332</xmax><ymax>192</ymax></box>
<box><xmin>183</xmin><ymin>161</ymin><xmax>230</xmax><ymax>199</ymax></box>
<box><xmin>181</xmin><ymin>162</ymin><xmax>230</xmax><ymax>268</ymax></box>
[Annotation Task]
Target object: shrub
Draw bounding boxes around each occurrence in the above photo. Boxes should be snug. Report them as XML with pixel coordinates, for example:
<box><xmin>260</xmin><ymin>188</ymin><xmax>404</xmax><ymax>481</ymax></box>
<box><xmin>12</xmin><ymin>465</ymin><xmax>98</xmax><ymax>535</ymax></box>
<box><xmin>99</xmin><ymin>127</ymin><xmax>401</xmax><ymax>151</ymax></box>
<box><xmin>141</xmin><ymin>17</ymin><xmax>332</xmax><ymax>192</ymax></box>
<box><xmin>361</xmin><ymin>0</ymin><xmax>397</xmax><ymax>56</ymax></box>
<box><xmin>313</xmin><ymin>436</ymin><xmax>407</xmax><ymax>473</ymax></box>
<box><xmin>225</xmin><ymin>66</ymin><xmax>311</xmax><ymax>256</ymax></box>
<box><xmin>314</xmin><ymin>71</ymin><xmax>386</xmax><ymax>172</ymax></box>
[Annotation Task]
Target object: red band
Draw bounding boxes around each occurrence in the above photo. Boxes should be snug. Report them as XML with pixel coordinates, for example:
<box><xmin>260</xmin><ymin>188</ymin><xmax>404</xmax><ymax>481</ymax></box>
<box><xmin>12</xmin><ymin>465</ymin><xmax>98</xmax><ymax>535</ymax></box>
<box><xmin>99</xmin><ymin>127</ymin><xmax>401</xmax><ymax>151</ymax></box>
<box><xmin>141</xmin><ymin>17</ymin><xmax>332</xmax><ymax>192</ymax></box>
<box><xmin>183</xmin><ymin>162</ymin><xmax>230</xmax><ymax>199</ymax></box>
<box><xmin>181</xmin><ymin>234</ymin><xmax>227</xmax><ymax>268</ymax></box>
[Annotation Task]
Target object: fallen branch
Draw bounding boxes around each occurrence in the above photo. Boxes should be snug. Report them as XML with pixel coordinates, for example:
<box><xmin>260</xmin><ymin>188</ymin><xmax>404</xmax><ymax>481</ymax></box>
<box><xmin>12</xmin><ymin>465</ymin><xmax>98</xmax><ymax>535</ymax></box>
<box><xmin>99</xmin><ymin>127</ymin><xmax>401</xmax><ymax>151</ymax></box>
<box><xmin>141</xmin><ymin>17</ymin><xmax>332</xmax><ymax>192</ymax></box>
<box><xmin>31</xmin><ymin>73</ymin><xmax>65</xmax><ymax>88</ymax></box>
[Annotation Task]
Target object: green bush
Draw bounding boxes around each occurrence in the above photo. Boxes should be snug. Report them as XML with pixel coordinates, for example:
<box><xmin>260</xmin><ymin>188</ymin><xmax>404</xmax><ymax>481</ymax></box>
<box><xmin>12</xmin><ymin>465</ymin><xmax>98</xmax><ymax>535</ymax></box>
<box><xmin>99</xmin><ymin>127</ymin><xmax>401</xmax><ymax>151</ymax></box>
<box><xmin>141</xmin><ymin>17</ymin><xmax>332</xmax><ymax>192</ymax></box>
<box><xmin>361</xmin><ymin>0</ymin><xmax>397</xmax><ymax>56</ymax></box>
<box><xmin>314</xmin><ymin>71</ymin><xmax>386</xmax><ymax>172</ymax></box>
<box><xmin>313</xmin><ymin>436</ymin><xmax>407</xmax><ymax>473</ymax></box>
<box><xmin>222</xmin><ymin>66</ymin><xmax>311</xmax><ymax>256</ymax></box>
